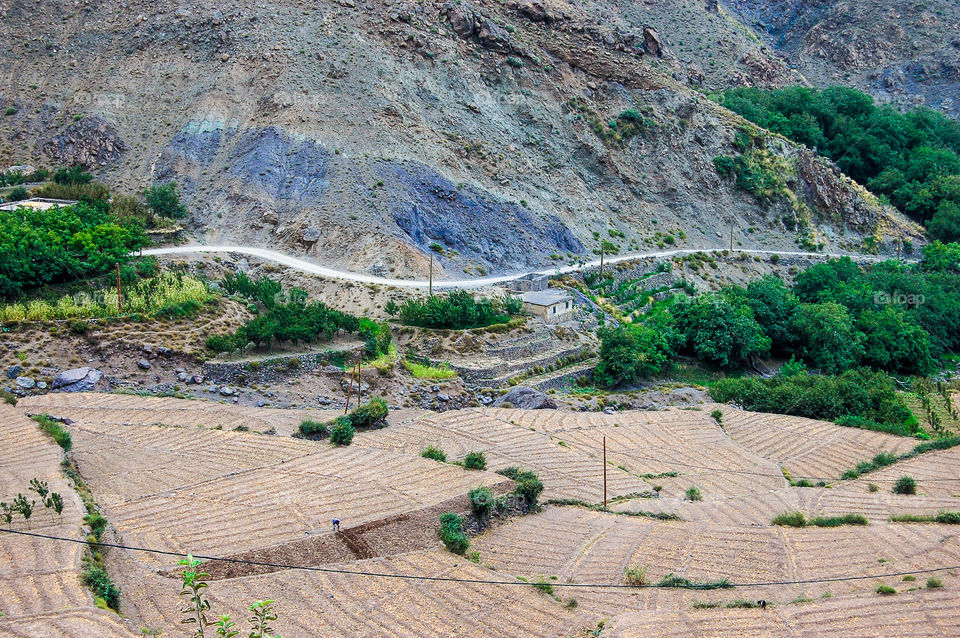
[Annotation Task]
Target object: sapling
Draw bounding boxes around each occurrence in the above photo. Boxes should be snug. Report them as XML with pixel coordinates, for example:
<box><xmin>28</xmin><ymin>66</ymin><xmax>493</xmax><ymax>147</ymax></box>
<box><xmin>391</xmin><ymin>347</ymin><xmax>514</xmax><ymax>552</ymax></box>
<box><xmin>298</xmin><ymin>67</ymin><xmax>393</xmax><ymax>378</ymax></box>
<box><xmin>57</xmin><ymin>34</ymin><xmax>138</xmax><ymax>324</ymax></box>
<box><xmin>46</xmin><ymin>492</ymin><xmax>64</xmax><ymax>517</ymax></box>
<box><xmin>29</xmin><ymin>478</ymin><xmax>49</xmax><ymax>501</ymax></box>
<box><xmin>248</xmin><ymin>600</ymin><xmax>280</xmax><ymax>638</ymax></box>
<box><xmin>215</xmin><ymin>615</ymin><xmax>239</xmax><ymax>638</ymax></box>
<box><xmin>179</xmin><ymin>554</ymin><xmax>212</xmax><ymax>637</ymax></box>
<box><xmin>13</xmin><ymin>494</ymin><xmax>33</xmax><ymax>520</ymax></box>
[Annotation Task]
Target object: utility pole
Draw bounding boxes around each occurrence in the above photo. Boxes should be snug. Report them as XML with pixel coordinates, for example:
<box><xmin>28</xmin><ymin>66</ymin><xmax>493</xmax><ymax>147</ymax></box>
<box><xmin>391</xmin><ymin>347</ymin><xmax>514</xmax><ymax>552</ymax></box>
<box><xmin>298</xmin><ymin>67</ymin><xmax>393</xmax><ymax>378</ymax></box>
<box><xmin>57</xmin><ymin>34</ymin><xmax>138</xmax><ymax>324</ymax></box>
<box><xmin>602</xmin><ymin>435</ymin><xmax>607</xmax><ymax>508</ymax></box>
<box><xmin>344</xmin><ymin>361</ymin><xmax>358</xmax><ymax>414</ymax></box>
<box><xmin>429</xmin><ymin>253</ymin><xmax>434</xmax><ymax>297</ymax></box>
<box><xmin>729</xmin><ymin>221</ymin><xmax>734</xmax><ymax>251</ymax></box>
<box><xmin>599</xmin><ymin>242</ymin><xmax>605</xmax><ymax>279</ymax></box>
<box><xmin>115</xmin><ymin>263</ymin><xmax>123</xmax><ymax>313</ymax></box>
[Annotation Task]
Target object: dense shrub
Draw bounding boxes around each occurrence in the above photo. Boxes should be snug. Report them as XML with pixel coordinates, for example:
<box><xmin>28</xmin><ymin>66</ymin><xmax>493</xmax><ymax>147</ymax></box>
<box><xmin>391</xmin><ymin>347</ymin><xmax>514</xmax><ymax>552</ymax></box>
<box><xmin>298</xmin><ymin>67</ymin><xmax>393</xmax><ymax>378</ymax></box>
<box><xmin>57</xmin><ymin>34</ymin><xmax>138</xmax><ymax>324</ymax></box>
<box><xmin>893</xmin><ymin>476</ymin><xmax>917</xmax><ymax>495</ymax></box>
<box><xmin>438</xmin><ymin>512</ymin><xmax>469</xmax><ymax>554</ymax></box>
<box><xmin>469</xmin><ymin>486</ymin><xmax>494</xmax><ymax>515</ymax></box>
<box><xmin>594</xmin><ymin>323</ymin><xmax>670</xmax><ymax>387</ymax></box>
<box><xmin>33</xmin><ymin>415</ymin><xmax>72</xmax><ymax>452</ymax></box>
<box><xmin>297</xmin><ymin>420</ymin><xmax>330</xmax><ymax>440</ymax></box>
<box><xmin>685</xmin><ymin>486</ymin><xmax>703</xmax><ymax>502</ymax></box>
<box><xmin>329</xmin><ymin>417</ymin><xmax>355</xmax><ymax>446</ymax></box>
<box><xmin>771</xmin><ymin>512</ymin><xmax>807</xmax><ymax>527</ymax></box>
<box><xmin>710</xmin><ymin>368</ymin><xmax>913</xmax><ymax>428</ymax></box>
<box><xmin>420</xmin><ymin>445</ymin><xmax>447</xmax><ymax>462</ymax></box>
<box><xmin>810</xmin><ymin>513</ymin><xmax>868</xmax><ymax>527</ymax></box>
<box><xmin>208</xmin><ymin>276</ymin><xmax>389</xmax><ymax>357</ymax></box>
<box><xmin>497</xmin><ymin>467</ymin><xmax>544</xmax><ymax>506</ymax></box>
<box><xmin>463</xmin><ymin>451</ymin><xmax>487</xmax><ymax>471</ymax></box>
<box><xmin>143</xmin><ymin>182</ymin><xmax>187</xmax><ymax>219</ymax></box>
<box><xmin>834</xmin><ymin>415</ymin><xmax>920</xmax><ymax>438</ymax></box>
<box><xmin>82</xmin><ymin>565</ymin><xmax>121</xmax><ymax>611</ymax></box>
<box><xmin>397</xmin><ymin>290</ymin><xmax>522</xmax><ymax>330</ymax></box>
<box><xmin>350</xmin><ymin>396</ymin><xmax>388</xmax><ymax>429</ymax></box>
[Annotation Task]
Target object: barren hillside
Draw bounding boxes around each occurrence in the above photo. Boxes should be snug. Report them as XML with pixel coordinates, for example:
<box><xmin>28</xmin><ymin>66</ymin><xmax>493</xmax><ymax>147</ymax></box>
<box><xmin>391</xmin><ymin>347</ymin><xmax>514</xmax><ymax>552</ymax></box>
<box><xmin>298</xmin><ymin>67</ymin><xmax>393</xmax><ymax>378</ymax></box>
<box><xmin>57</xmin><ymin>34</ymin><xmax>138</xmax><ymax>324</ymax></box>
<box><xmin>0</xmin><ymin>0</ymin><xmax>921</xmax><ymax>280</ymax></box>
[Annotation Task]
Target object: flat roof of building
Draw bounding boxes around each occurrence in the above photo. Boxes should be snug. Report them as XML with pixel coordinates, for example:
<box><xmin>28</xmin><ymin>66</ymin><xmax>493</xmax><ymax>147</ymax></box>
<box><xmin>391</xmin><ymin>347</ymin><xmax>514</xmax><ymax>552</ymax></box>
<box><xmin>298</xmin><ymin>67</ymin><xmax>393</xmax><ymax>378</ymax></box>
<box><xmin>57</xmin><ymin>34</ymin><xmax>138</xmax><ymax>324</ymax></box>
<box><xmin>520</xmin><ymin>290</ymin><xmax>573</xmax><ymax>306</ymax></box>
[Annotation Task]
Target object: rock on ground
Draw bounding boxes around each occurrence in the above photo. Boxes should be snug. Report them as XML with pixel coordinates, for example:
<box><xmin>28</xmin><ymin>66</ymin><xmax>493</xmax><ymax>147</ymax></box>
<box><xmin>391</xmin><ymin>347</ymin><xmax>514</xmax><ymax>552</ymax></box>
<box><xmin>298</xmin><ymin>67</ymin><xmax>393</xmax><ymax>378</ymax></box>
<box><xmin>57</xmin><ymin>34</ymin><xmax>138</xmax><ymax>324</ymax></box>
<box><xmin>493</xmin><ymin>387</ymin><xmax>558</xmax><ymax>410</ymax></box>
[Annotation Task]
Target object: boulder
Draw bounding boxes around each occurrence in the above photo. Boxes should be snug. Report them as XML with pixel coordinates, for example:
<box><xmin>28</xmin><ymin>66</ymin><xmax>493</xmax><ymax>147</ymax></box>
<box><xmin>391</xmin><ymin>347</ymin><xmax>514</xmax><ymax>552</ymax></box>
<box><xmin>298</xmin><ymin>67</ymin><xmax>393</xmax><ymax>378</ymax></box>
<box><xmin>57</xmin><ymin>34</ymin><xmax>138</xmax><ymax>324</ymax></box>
<box><xmin>442</xmin><ymin>1</ymin><xmax>477</xmax><ymax>37</ymax></box>
<box><xmin>516</xmin><ymin>0</ymin><xmax>549</xmax><ymax>22</ymax></box>
<box><xmin>15</xmin><ymin>376</ymin><xmax>35</xmax><ymax>389</ymax></box>
<box><xmin>493</xmin><ymin>387</ymin><xmax>557</xmax><ymax>410</ymax></box>
<box><xmin>477</xmin><ymin>18</ymin><xmax>513</xmax><ymax>53</ymax></box>
<box><xmin>302</xmin><ymin>228</ymin><xmax>321</xmax><ymax>244</ymax></box>
<box><xmin>52</xmin><ymin>367</ymin><xmax>108</xmax><ymax>393</ymax></box>
<box><xmin>6</xmin><ymin>365</ymin><xmax>23</xmax><ymax>379</ymax></box>
<box><xmin>643</xmin><ymin>26</ymin><xmax>664</xmax><ymax>57</ymax></box>
<box><xmin>137</xmin><ymin>359</ymin><xmax>152</xmax><ymax>370</ymax></box>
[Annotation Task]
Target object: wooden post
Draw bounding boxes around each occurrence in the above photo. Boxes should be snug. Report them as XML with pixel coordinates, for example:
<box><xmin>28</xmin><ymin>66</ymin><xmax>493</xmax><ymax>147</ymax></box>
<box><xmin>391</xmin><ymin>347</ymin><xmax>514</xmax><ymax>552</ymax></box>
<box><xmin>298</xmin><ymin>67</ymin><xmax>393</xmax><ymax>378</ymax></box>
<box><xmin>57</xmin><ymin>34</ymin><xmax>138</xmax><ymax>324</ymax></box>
<box><xmin>729</xmin><ymin>221</ymin><xmax>734</xmax><ymax>251</ymax></box>
<box><xmin>344</xmin><ymin>362</ymin><xmax>357</xmax><ymax>414</ymax></box>
<box><xmin>429</xmin><ymin>253</ymin><xmax>434</xmax><ymax>297</ymax></box>
<box><xmin>115</xmin><ymin>263</ymin><xmax>123</xmax><ymax>313</ymax></box>
<box><xmin>602</xmin><ymin>435</ymin><xmax>607</xmax><ymax>508</ymax></box>
<box><xmin>599</xmin><ymin>243</ymin><xmax>605</xmax><ymax>279</ymax></box>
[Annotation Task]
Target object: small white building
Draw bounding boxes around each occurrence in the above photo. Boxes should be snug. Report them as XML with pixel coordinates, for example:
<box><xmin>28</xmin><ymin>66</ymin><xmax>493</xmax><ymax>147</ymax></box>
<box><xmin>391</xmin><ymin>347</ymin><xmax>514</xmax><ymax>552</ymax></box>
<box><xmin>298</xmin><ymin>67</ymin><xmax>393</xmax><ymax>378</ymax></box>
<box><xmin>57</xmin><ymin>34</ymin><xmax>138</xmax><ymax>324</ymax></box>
<box><xmin>520</xmin><ymin>290</ymin><xmax>573</xmax><ymax>323</ymax></box>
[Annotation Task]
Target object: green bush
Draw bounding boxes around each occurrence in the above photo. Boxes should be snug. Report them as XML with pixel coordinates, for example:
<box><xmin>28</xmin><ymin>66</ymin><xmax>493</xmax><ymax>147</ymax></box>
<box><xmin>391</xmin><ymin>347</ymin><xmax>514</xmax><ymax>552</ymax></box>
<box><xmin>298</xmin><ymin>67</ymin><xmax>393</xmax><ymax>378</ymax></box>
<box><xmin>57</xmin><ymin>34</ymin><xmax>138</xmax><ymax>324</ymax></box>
<box><xmin>927</xmin><ymin>578</ymin><xmax>943</xmax><ymax>589</ymax></box>
<box><xmin>772</xmin><ymin>511</ymin><xmax>807</xmax><ymax>527</ymax></box>
<box><xmin>397</xmin><ymin>290</ymin><xmax>521</xmax><ymax>330</ymax></box>
<box><xmin>810</xmin><ymin>513</ymin><xmax>868</xmax><ymax>527</ymax></box>
<box><xmin>350</xmin><ymin>396</ymin><xmax>388</xmax><ymax>429</ymax></box>
<box><xmin>438</xmin><ymin>512</ymin><xmax>469</xmax><ymax>554</ymax></box>
<box><xmin>893</xmin><ymin>476</ymin><xmax>917</xmax><ymax>495</ymax></box>
<box><xmin>297</xmin><ymin>419</ymin><xmax>329</xmax><ymax>440</ymax></box>
<box><xmin>497</xmin><ymin>467</ymin><xmax>544</xmax><ymax>506</ymax></box>
<box><xmin>835</xmin><ymin>414</ymin><xmax>919</xmax><ymax>438</ymax></box>
<box><xmin>143</xmin><ymin>182</ymin><xmax>187</xmax><ymax>219</ymax></box>
<box><xmin>685</xmin><ymin>486</ymin><xmax>702</xmax><ymax>502</ymax></box>
<box><xmin>935</xmin><ymin>511</ymin><xmax>960</xmax><ymax>524</ymax></box>
<box><xmin>469</xmin><ymin>486</ymin><xmax>494</xmax><ymax>515</ymax></box>
<box><xmin>709</xmin><ymin>409</ymin><xmax>723</xmax><ymax>424</ymax></box>
<box><xmin>623</xmin><ymin>565</ymin><xmax>648</xmax><ymax>587</ymax></box>
<box><xmin>82</xmin><ymin>565</ymin><xmax>121</xmax><ymax>611</ymax></box>
<box><xmin>875</xmin><ymin>584</ymin><xmax>896</xmax><ymax>595</ymax></box>
<box><xmin>329</xmin><ymin>416</ymin><xmax>355</xmax><ymax>446</ymax></box>
<box><xmin>33</xmin><ymin>415</ymin><xmax>72</xmax><ymax>452</ymax></box>
<box><xmin>463</xmin><ymin>451</ymin><xmax>487</xmax><ymax>470</ymax></box>
<box><xmin>421</xmin><ymin>445</ymin><xmax>447</xmax><ymax>463</ymax></box>
<box><xmin>710</xmin><ymin>368</ymin><xmax>913</xmax><ymax>428</ymax></box>
<box><xmin>656</xmin><ymin>573</ymin><xmax>732</xmax><ymax>590</ymax></box>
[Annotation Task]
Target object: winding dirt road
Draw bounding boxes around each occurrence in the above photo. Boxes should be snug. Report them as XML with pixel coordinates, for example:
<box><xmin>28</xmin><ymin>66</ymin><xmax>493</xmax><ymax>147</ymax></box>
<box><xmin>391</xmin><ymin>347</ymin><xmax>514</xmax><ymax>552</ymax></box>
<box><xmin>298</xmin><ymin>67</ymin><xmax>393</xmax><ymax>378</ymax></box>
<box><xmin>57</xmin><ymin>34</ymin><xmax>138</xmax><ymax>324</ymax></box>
<box><xmin>143</xmin><ymin>244</ymin><xmax>901</xmax><ymax>289</ymax></box>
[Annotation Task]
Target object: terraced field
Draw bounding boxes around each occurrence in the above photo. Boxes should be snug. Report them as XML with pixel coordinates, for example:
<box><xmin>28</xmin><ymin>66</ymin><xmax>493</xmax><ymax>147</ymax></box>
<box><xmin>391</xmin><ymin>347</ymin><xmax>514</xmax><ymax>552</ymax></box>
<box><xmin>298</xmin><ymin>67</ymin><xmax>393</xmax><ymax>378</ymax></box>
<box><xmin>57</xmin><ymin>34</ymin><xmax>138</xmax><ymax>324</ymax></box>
<box><xmin>117</xmin><ymin>549</ymin><xmax>585</xmax><ymax>637</ymax></box>
<box><xmin>3</xmin><ymin>395</ymin><xmax>957</xmax><ymax>636</ymax></box>
<box><xmin>18</xmin><ymin>392</ymin><xmax>337</xmax><ymax>437</ymax></box>
<box><xmin>0</xmin><ymin>406</ymin><xmax>137</xmax><ymax>637</ymax></box>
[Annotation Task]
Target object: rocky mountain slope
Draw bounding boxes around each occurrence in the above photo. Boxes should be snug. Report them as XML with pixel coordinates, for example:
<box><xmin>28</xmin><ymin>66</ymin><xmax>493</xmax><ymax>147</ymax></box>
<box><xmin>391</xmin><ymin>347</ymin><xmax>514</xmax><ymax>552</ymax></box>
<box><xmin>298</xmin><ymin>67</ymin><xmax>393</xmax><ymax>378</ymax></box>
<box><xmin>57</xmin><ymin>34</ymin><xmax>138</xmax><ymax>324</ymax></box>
<box><xmin>0</xmin><ymin>0</ymin><xmax>922</xmax><ymax>279</ymax></box>
<box><xmin>726</xmin><ymin>0</ymin><xmax>960</xmax><ymax>118</ymax></box>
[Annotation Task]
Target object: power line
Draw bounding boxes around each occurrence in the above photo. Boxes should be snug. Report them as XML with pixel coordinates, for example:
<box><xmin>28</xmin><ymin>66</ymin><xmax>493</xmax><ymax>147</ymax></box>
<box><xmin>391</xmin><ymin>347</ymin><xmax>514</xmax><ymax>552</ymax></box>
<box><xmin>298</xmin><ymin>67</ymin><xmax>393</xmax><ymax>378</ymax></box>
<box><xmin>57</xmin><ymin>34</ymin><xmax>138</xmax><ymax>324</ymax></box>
<box><xmin>1</xmin><ymin>528</ymin><xmax>957</xmax><ymax>589</ymax></box>
<box><xmin>479</xmin><ymin>411</ymin><xmax>960</xmax><ymax>484</ymax></box>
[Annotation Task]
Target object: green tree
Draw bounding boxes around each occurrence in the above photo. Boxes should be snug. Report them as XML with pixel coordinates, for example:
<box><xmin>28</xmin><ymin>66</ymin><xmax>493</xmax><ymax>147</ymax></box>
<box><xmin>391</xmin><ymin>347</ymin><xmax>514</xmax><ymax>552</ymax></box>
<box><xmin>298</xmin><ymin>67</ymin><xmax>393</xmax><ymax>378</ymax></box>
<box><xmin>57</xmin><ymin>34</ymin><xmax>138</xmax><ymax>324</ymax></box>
<box><xmin>144</xmin><ymin>182</ymin><xmax>188</xmax><ymax>219</ymax></box>
<box><xmin>928</xmin><ymin>199</ymin><xmax>960</xmax><ymax>242</ymax></box>
<box><xmin>674</xmin><ymin>295</ymin><xmax>770</xmax><ymax>368</ymax></box>
<box><xmin>792</xmin><ymin>303</ymin><xmax>863</xmax><ymax>373</ymax></box>
<box><xmin>594</xmin><ymin>323</ymin><xmax>670</xmax><ymax>387</ymax></box>
<box><xmin>856</xmin><ymin>307</ymin><xmax>934</xmax><ymax>374</ymax></box>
